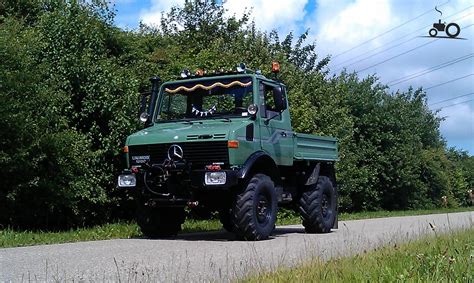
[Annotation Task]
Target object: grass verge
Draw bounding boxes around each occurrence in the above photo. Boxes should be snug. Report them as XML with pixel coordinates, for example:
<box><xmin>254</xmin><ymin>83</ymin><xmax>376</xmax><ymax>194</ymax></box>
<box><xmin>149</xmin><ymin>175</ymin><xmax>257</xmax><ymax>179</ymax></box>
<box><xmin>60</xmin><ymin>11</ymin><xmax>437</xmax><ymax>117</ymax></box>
<box><xmin>245</xmin><ymin>227</ymin><xmax>474</xmax><ymax>282</ymax></box>
<box><xmin>1</xmin><ymin>206</ymin><xmax>472</xmax><ymax>248</ymax></box>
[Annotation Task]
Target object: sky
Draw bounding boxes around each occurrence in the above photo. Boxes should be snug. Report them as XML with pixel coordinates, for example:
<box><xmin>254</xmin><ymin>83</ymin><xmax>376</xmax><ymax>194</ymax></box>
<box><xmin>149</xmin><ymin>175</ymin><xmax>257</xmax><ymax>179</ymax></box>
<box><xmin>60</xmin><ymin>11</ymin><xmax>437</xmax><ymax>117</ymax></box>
<box><xmin>113</xmin><ymin>0</ymin><xmax>474</xmax><ymax>154</ymax></box>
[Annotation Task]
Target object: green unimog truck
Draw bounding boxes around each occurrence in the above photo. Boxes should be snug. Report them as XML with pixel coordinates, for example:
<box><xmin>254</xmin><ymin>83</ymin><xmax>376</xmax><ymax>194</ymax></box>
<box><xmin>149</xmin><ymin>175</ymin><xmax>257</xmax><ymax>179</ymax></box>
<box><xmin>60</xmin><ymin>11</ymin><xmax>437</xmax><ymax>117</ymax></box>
<box><xmin>118</xmin><ymin>63</ymin><xmax>339</xmax><ymax>240</ymax></box>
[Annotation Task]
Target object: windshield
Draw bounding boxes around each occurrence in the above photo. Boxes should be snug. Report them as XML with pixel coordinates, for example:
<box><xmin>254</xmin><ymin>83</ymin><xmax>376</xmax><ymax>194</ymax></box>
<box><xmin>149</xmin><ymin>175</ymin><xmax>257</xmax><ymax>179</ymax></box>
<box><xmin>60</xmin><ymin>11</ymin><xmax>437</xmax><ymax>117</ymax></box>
<box><xmin>156</xmin><ymin>77</ymin><xmax>253</xmax><ymax>122</ymax></box>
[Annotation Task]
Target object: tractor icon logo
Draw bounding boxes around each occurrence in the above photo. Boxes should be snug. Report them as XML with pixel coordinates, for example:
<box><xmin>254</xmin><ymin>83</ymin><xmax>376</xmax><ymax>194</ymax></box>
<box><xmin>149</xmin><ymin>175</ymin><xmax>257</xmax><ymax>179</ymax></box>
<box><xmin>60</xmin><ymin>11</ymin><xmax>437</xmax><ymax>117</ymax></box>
<box><xmin>429</xmin><ymin>6</ymin><xmax>461</xmax><ymax>38</ymax></box>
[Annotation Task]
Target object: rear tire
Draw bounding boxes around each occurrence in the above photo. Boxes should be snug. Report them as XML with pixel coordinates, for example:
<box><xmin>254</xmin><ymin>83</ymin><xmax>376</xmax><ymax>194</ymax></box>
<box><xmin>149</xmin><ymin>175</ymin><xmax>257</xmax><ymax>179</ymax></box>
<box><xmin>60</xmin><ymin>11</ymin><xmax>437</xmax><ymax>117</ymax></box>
<box><xmin>136</xmin><ymin>203</ymin><xmax>185</xmax><ymax>238</ymax></box>
<box><xmin>232</xmin><ymin>174</ymin><xmax>277</xmax><ymax>240</ymax></box>
<box><xmin>299</xmin><ymin>176</ymin><xmax>336</xmax><ymax>233</ymax></box>
<box><xmin>446</xmin><ymin>23</ymin><xmax>460</xmax><ymax>38</ymax></box>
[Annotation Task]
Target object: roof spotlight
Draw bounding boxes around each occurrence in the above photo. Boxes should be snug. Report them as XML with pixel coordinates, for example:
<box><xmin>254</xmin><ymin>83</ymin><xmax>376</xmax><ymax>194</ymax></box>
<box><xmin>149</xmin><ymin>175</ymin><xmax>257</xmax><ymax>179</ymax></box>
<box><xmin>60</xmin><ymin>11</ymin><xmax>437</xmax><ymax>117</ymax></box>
<box><xmin>180</xmin><ymin>69</ymin><xmax>190</xmax><ymax>78</ymax></box>
<box><xmin>236</xmin><ymin>63</ymin><xmax>246</xmax><ymax>73</ymax></box>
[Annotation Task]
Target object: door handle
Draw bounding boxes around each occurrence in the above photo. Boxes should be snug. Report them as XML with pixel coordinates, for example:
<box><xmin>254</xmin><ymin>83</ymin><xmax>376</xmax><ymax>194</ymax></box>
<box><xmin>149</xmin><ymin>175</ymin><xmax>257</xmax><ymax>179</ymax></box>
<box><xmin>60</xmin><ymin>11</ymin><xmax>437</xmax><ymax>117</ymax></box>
<box><xmin>280</xmin><ymin>131</ymin><xmax>287</xmax><ymax>137</ymax></box>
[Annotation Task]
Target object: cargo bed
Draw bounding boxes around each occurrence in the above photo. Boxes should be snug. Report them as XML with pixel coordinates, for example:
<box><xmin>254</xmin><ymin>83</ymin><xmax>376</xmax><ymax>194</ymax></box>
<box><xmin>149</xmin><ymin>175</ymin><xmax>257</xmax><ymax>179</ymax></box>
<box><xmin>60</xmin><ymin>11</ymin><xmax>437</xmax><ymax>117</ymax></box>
<box><xmin>293</xmin><ymin>133</ymin><xmax>338</xmax><ymax>161</ymax></box>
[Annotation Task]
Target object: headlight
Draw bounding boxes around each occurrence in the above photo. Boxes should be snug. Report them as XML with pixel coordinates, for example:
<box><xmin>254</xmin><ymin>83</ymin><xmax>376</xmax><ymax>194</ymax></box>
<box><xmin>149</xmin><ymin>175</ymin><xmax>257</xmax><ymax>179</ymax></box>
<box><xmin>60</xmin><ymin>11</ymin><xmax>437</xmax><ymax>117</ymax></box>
<box><xmin>118</xmin><ymin>174</ymin><xmax>136</xmax><ymax>187</ymax></box>
<box><xmin>247</xmin><ymin>104</ymin><xmax>258</xmax><ymax>115</ymax></box>
<box><xmin>205</xmin><ymin>172</ymin><xmax>226</xmax><ymax>185</ymax></box>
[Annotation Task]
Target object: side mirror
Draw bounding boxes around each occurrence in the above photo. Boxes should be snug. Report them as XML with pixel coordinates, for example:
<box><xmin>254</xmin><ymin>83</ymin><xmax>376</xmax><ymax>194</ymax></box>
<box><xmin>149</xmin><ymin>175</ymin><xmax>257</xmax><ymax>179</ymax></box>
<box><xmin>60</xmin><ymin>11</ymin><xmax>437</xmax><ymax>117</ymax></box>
<box><xmin>139</xmin><ymin>92</ymin><xmax>151</xmax><ymax>123</ymax></box>
<box><xmin>273</xmin><ymin>86</ymin><xmax>287</xmax><ymax>111</ymax></box>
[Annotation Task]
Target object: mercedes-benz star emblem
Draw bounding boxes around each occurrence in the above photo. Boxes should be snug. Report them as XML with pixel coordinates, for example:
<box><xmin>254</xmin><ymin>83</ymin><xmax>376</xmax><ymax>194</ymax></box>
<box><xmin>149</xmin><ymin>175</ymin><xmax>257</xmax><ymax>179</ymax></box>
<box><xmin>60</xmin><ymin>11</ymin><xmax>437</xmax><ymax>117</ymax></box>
<box><xmin>167</xmin><ymin>144</ymin><xmax>184</xmax><ymax>160</ymax></box>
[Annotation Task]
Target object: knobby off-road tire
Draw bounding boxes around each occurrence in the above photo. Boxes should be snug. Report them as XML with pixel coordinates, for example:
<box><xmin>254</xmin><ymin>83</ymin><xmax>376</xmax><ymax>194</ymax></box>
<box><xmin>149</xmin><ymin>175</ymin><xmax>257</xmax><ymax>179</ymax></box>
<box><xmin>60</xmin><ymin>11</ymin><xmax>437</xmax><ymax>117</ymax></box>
<box><xmin>299</xmin><ymin>176</ymin><xmax>336</xmax><ymax>233</ymax></box>
<box><xmin>136</xmin><ymin>204</ymin><xmax>185</xmax><ymax>238</ymax></box>
<box><xmin>232</xmin><ymin>174</ymin><xmax>277</xmax><ymax>240</ymax></box>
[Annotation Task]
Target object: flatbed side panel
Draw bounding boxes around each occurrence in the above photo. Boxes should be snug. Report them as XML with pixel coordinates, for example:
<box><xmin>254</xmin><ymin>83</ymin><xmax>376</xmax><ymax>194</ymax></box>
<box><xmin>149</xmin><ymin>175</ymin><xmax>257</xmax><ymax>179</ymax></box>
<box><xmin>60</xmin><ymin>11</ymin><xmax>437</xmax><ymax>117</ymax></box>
<box><xmin>293</xmin><ymin>133</ymin><xmax>338</xmax><ymax>161</ymax></box>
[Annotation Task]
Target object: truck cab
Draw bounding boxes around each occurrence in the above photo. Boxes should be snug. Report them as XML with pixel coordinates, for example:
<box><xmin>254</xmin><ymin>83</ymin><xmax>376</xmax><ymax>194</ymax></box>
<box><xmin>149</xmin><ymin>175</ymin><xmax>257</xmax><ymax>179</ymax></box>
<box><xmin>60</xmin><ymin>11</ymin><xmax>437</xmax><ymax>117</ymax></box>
<box><xmin>118</xmin><ymin>63</ymin><xmax>338</xmax><ymax>240</ymax></box>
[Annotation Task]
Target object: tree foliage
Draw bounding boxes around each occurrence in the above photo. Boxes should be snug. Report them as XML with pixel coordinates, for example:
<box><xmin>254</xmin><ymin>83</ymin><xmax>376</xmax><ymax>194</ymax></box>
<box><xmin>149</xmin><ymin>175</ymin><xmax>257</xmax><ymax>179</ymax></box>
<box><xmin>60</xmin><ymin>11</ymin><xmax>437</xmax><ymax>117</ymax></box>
<box><xmin>0</xmin><ymin>0</ymin><xmax>472</xmax><ymax>229</ymax></box>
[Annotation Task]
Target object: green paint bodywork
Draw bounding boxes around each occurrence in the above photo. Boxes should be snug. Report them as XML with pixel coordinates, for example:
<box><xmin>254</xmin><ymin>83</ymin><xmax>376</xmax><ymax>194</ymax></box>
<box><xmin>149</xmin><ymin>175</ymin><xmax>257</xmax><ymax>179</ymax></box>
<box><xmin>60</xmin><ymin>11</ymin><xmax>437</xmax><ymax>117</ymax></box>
<box><xmin>124</xmin><ymin>73</ymin><xmax>338</xmax><ymax>168</ymax></box>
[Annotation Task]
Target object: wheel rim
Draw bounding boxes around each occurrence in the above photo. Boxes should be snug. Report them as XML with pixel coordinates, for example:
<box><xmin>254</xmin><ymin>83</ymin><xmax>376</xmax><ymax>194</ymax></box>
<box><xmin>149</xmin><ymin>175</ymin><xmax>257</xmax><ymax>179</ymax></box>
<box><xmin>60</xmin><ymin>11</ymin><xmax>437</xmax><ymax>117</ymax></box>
<box><xmin>256</xmin><ymin>194</ymin><xmax>271</xmax><ymax>225</ymax></box>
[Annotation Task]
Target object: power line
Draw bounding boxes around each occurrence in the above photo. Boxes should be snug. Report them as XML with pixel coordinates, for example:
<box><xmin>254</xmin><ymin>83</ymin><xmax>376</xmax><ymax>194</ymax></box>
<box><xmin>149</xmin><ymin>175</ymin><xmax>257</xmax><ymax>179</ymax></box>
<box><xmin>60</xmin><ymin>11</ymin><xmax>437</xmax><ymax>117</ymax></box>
<box><xmin>331</xmin><ymin>7</ymin><xmax>474</xmax><ymax>70</ymax></box>
<box><xmin>387</xmin><ymin>53</ymin><xmax>474</xmax><ymax>86</ymax></box>
<box><xmin>332</xmin><ymin>0</ymin><xmax>450</xmax><ymax>59</ymax></box>
<box><xmin>355</xmin><ymin>39</ymin><xmax>440</xmax><ymax>73</ymax></box>
<box><xmin>434</xmin><ymin>99</ymin><xmax>474</xmax><ymax>110</ymax></box>
<box><xmin>333</xmin><ymin>36</ymin><xmax>418</xmax><ymax>73</ymax></box>
<box><xmin>355</xmin><ymin>23</ymin><xmax>474</xmax><ymax>74</ymax></box>
<box><xmin>425</xmin><ymin>74</ymin><xmax>474</xmax><ymax>90</ymax></box>
<box><xmin>429</xmin><ymin>92</ymin><xmax>474</xmax><ymax>106</ymax></box>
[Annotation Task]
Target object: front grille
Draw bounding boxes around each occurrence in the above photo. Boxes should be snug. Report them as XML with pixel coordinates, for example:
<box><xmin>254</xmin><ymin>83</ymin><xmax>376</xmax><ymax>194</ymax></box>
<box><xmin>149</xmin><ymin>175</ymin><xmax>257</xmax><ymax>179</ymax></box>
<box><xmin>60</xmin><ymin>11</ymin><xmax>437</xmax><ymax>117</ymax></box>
<box><xmin>129</xmin><ymin>141</ymin><xmax>229</xmax><ymax>167</ymax></box>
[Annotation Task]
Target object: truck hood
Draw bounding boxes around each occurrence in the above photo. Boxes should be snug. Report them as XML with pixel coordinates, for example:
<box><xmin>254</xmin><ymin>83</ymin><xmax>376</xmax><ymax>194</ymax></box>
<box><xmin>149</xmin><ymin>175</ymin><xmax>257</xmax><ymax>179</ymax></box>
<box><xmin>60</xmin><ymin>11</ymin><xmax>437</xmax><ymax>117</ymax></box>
<box><xmin>126</xmin><ymin>119</ymin><xmax>251</xmax><ymax>145</ymax></box>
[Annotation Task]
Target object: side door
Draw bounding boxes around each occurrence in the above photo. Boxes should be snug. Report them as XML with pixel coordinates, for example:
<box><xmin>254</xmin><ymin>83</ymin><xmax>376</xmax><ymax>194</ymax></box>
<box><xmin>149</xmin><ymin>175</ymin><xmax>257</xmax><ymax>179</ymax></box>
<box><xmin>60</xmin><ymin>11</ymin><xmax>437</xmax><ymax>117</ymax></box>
<box><xmin>258</xmin><ymin>81</ymin><xmax>294</xmax><ymax>166</ymax></box>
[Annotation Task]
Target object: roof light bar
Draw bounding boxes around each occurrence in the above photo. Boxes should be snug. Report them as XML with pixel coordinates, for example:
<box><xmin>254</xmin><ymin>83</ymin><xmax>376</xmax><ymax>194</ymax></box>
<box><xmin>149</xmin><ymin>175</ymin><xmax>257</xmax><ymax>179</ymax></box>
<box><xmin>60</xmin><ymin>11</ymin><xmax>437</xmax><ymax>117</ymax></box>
<box><xmin>236</xmin><ymin>63</ymin><xmax>246</xmax><ymax>73</ymax></box>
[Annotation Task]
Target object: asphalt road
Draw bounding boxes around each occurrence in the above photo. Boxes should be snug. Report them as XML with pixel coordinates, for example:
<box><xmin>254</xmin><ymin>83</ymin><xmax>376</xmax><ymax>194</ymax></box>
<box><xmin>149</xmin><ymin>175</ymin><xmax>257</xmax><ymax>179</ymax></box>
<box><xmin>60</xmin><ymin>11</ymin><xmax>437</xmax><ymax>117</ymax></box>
<box><xmin>1</xmin><ymin>212</ymin><xmax>472</xmax><ymax>282</ymax></box>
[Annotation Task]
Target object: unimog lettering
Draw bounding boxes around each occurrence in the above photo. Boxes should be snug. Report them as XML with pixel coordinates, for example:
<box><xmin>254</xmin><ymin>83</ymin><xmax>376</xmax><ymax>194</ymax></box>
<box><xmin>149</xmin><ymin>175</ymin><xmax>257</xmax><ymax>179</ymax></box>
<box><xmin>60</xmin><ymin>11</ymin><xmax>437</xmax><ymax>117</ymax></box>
<box><xmin>118</xmin><ymin>63</ymin><xmax>339</xmax><ymax>241</ymax></box>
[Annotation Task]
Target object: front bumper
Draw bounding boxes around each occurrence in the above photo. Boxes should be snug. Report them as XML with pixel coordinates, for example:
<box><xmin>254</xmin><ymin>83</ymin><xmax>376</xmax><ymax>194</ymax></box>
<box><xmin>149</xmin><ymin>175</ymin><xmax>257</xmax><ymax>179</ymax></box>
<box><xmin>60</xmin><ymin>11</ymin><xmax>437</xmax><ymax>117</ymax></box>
<box><xmin>116</xmin><ymin>169</ymin><xmax>239</xmax><ymax>190</ymax></box>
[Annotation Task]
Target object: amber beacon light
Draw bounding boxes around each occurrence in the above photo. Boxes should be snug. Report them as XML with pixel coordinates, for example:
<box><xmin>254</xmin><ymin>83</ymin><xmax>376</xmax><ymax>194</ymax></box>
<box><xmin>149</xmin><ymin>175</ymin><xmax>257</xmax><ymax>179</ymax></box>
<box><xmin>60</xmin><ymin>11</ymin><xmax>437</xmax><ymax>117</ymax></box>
<box><xmin>271</xmin><ymin>61</ymin><xmax>280</xmax><ymax>73</ymax></box>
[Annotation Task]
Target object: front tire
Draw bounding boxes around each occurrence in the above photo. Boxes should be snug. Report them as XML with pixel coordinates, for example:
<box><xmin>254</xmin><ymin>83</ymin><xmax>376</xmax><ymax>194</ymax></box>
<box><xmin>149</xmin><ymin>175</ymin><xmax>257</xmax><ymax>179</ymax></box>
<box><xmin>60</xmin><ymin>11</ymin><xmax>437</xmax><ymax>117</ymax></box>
<box><xmin>136</xmin><ymin>203</ymin><xmax>185</xmax><ymax>238</ymax></box>
<box><xmin>429</xmin><ymin>28</ymin><xmax>438</xmax><ymax>37</ymax></box>
<box><xmin>299</xmin><ymin>176</ymin><xmax>336</xmax><ymax>233</ymax></box>
<box><xmin>232</xmin><ymin>174</ymin><xmax>277</xmax><ymax>240</ymax></box>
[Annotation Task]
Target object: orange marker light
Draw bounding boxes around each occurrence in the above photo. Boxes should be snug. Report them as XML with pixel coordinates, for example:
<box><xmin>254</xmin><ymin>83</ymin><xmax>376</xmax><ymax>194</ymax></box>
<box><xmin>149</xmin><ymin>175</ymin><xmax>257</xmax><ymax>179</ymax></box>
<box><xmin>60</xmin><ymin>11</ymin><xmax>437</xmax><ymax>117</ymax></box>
<box><xmin>123</xmin><ymin>146</ymin><xmax>129</xmax><ymax>153</ymax></box>
<box><xmin>271</xmin><ymin>61</ymin><xmax>280</xmax><ymax>73</ymax></box>
<box><xmin>228</xmin><ymin>140</ymin><xmax>239</xmax><ymax>148</ymax></box>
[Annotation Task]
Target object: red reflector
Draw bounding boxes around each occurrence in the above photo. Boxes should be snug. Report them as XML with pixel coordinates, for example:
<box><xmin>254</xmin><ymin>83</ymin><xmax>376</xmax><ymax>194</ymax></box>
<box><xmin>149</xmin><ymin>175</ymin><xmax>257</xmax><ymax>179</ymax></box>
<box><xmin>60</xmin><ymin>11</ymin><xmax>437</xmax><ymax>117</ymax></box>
<box><xmin>206</xmin><ymin>164</ymin><xmax>221</xmax><ymax>171</ymax></box>
<box><xmin>131</xmin><ymin>166</ymin><xmax>139</xmax><ymax>173</ymax></box>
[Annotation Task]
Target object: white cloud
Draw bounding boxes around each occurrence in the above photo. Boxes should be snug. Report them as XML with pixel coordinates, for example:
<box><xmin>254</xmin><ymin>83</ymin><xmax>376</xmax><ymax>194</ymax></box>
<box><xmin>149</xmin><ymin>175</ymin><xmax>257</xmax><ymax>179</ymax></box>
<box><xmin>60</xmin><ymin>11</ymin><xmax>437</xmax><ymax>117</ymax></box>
<box><xmin>139</xmin><ymin>0</ymin><xmax>308</xmax><ymax>34</ymax></box>
<box><xmin>140</xmin><ymin>0</ymin><xmax>185</xmax><ymax>27</ymax></box>
<box><xmin>224</xmin><ymin>0</ymin><xmax>308</xmax><ymax>34</ymax></box>
<box><xmin>316</xmin><ymin>0</ymin><xmax>393</xmax><ymax>46</ymax></box>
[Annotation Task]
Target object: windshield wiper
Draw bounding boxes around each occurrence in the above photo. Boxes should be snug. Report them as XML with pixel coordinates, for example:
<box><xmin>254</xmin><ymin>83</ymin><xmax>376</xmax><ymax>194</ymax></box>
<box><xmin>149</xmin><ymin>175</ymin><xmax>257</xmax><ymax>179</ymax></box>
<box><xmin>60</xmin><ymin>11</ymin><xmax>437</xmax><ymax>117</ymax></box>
<box><xmin>207</xmin><ymin>116</ymin><xmax>232</xmax><ymax>122</ymax></box>
<box><xmin>182</xmin><ymin>119</ymin><xmax>206</xmax><ymax>124</ymax></box>
<box><xmin>180</xmin><ymin>119</ymin><xmax>194</xmax><ymax>124</ymax></box>
<box><xmin>219</xmin><ymin>117</ymin><xmax>232</xmax><ymax>122</ymax></box>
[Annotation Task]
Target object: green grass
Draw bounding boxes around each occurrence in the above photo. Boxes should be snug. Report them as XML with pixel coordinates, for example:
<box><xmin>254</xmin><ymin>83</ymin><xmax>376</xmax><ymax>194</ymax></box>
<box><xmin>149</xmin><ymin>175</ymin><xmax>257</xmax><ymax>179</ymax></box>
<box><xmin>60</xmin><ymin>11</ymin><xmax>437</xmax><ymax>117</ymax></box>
<box><xmin>276</xmin><ymin>206</ymin><xmax>474</xmax><ymax>225</ymax></box>
<box><xmin>245</xmin><ymin>228</ymin><xmax>474</xmax><ymax>282</ymax></box>
<box><xmin>0</xmin><ymin>219</ymin><xmax>222</xmax><ymax>248</ymax></box>
<box><xmin>1</xmin><ymin>206</ymin><xmax>472</xmax><ymax>248</ymax></box>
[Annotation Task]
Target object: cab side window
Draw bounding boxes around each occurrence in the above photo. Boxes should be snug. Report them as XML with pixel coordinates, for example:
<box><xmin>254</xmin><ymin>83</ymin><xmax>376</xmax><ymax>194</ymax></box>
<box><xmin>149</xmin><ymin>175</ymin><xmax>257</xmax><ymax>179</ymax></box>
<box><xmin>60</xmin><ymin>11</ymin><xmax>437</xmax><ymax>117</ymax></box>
<box><xmin>264</xmin><ymin>85</ymin><xmax>277</xmax><ymax>112</ymax></box>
